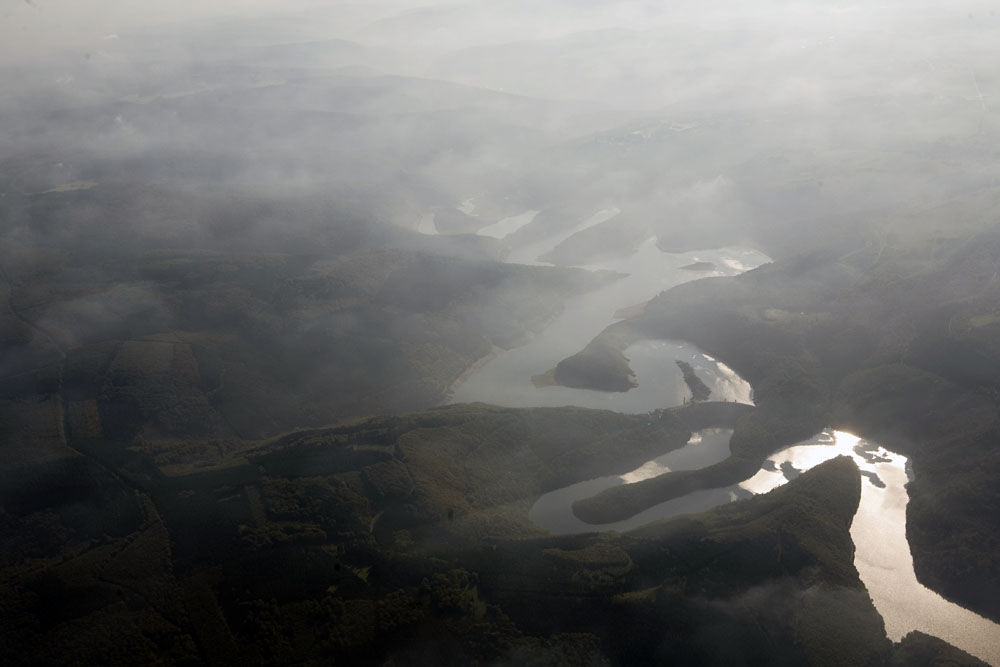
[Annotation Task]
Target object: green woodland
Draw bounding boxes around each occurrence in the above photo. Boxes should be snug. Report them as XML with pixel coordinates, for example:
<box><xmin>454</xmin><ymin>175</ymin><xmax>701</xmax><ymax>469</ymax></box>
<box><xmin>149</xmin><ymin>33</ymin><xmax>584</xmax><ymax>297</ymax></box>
<box><xmin>4</xmin><ymin>4</ymin><xmax>1000</xmax><ymax>664</ymax></box>
<box><xmin>554</xmin><ymin>201</ymin><xmax>1000</xmax><ymax>622</ymax></box>
<box><xmin>3</xmin><ymin>184</ymin><xmax>998</xmax><ymax>663</ymax></box>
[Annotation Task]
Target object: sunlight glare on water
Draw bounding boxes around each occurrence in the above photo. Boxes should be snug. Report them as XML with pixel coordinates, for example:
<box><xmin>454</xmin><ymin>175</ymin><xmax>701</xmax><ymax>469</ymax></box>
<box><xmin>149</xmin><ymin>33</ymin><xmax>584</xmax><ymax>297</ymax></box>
<box><xmin>533</xmin><ymin>428</ymin><xmax>1000</xmax><ymax>664</ymax></box>
<box><xmin>741</xmin><ymin>430</ymin><xmax>1000</xmax><ymax>665</ymax></box>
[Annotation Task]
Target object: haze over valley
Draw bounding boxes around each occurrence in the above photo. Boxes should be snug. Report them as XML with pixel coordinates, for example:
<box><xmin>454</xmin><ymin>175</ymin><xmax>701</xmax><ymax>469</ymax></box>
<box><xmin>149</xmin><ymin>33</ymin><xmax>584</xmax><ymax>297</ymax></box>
<box><xmin>3</xmin><ymin>2</ymin><xmax>1000</xmax><ymax>665</ymax></box>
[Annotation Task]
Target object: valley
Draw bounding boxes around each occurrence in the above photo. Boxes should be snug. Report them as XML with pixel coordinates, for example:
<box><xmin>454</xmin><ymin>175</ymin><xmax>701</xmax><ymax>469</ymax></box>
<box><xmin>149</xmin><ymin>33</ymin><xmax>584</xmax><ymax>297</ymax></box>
<box><xmin>3</xmin><ymin>2</ymin><xmax>1000</xmax><ymax>665</ymax></box>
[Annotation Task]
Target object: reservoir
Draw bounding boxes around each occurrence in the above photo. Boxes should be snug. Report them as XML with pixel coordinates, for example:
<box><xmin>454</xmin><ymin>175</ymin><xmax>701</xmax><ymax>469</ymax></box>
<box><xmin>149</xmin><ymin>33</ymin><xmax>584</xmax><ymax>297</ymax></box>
<box><xmin>530</xmin><ymin>429</ymin><xmax>1000</xmax><ymax>666</ymax></box>
<box><xmin>449</xmin><ymin>231</ymin><xmax>766</xmax><ymax>409</ymax></box>
<box><xmin>438</xmin><ymin>205</ymin><xmax>1000</xmax><ymax>664</ymax></box>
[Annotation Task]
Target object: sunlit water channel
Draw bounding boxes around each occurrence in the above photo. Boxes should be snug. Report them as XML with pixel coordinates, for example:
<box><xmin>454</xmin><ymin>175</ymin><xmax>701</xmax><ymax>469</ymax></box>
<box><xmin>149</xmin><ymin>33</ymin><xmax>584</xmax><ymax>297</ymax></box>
<box><xmin>432</xmin><ymin>205</ymin><xmax>1000</xmax><ymax>664</ymax></box>
<box><xmin>528</xmin><ymin>428</ymin><xmax>743</xmax><ymax>534</ymax></box>
<box><xmin>530</xmin><ymin>430</ymin><xmax>1000</xmax><ymax>665</ymax></box>
<box><xmin>449</xmin><ymin>231</ymin><xmax>766</xmax><ymax>409</ymax></box>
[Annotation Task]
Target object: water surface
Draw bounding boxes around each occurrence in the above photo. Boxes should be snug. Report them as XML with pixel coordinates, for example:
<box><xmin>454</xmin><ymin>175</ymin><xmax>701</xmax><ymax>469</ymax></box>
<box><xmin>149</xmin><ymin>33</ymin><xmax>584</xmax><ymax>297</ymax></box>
<box><xmin>530</xmin><ymin>430</ymin><xmax>1000</xmax><ymax>665</ymax></box>
<box><xmin>440</xmin><ymin>202</ymin><xmax>1000</xmax><ymax>663</ymax></box>
<box><xmin>529</xmin><ymin>428</ymin><xmax>737</xmax><ymax>534</ymax></box>
<box><xmin>450</xmin><ymin>239</ymin><xmax>767</xmax><ymax>410</ymax></box>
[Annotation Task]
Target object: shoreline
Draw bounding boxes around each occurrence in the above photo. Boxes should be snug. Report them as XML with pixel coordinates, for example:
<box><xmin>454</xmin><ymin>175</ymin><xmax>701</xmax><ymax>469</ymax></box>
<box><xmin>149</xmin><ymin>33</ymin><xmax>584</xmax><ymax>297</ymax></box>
<box><xmin>531</xmin><ymin>368</ymin><xmax>557</xmax><ymax>387</ymax></box>
<box><xmin>444</xmin><ymin>345</ymin><xmax>504</xmax><ymax>400</ymax></box>
<box><xmin>613</xmin><ymin>299</ymin><xmax>649</xmax><ymax>319</ymax></box>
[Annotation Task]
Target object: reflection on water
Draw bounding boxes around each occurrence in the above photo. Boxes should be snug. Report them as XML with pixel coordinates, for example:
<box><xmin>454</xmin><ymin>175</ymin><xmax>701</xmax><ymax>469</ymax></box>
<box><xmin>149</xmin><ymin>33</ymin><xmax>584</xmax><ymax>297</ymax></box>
<box><xmin>744</xmin><ymin>432</ymin><xmax>1000</xmax><ymax>665</ymax></box>
<box><xmin>531</xmin><ymin>429</ymin><xmax>1000</xmax><ymax>665</ymax></box>
<box><xmin>416</xmin><ymin>211</ymin><xmax>437</xmax><ymax>235</ymax></box>
<box><xmin>529</xmin><ymin>428</ymin><xmax>736</xmax><ymax>534</ymax></box>
<box><xmin>455</xmin><ymin>338</ymin><xmax>750</xmax><ymax>413</ymax></box>
<box><xmin>449</xmin><ymin>239</ymin><xmax>768</xmax><ymax>410</ymax></box>
<box><xmin>477</xmin><ymin>210</ymin><xmax>539</xmax><ymax>239</ymax></box>
<box><xmin>443</xmin><ymin>207</ymin><xmax>999</xmax><ymax>662</ymax></box>
<box><xmin>506</xmin><ymin>207</ymin><xmax>622</xmax><ymax>266</ymax></box>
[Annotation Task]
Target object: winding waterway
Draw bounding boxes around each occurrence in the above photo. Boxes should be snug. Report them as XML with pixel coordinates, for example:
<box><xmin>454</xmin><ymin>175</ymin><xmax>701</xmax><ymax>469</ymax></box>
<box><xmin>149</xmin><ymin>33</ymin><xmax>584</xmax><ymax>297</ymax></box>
<box><xmin>529</xmin><ymin>428</ymin><xmax>745</xmax><ymax>534</ymax></box>
<box><xmin>433</xmin><ymin>205</ymin><xmax>1000</xmax><ymax>664</ymax></box>
<box><xmin>531</xmin><ymin>429</ymin><xmax>1000</xmax><ymax>665</ymax></box>
<box><xmin>449</xmin><ymin>234</ymin><xmax>765</xmax><ymax>409</ymax></box>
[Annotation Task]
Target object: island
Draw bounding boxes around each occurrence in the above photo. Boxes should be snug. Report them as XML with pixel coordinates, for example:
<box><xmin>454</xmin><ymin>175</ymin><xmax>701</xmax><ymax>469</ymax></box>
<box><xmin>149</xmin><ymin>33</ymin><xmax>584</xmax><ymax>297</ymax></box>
<box><xmin>676</xmin><ymin>359</ymin><xmax>712</xmax><ymax>401</ymax></box>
